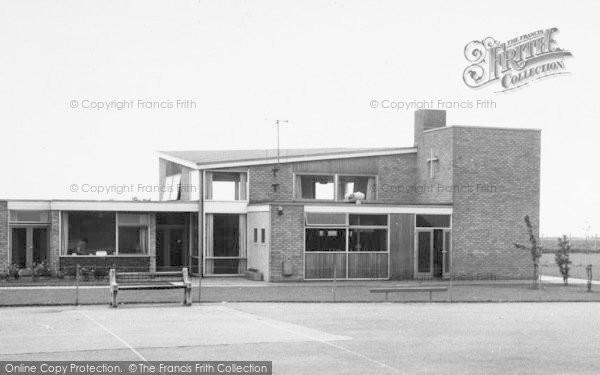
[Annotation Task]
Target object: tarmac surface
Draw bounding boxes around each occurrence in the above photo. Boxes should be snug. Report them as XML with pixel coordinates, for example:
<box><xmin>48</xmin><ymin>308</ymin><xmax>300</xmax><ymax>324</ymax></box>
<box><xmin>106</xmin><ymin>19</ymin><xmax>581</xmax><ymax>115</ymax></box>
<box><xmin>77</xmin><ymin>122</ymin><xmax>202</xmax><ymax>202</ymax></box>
<box><xmin>1</xmin><ymin>302</ymin><xmax>599</xmax><ymax>374</ymax></box>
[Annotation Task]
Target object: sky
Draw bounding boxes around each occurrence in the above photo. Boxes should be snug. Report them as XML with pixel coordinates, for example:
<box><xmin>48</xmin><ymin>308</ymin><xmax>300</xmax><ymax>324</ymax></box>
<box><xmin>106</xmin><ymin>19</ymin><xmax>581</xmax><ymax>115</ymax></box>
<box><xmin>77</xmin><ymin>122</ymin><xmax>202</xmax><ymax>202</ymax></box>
<box><xmin>0</xmin><ymin>0</ymin><xmax>598</xmax><ymax>236</ymax></box>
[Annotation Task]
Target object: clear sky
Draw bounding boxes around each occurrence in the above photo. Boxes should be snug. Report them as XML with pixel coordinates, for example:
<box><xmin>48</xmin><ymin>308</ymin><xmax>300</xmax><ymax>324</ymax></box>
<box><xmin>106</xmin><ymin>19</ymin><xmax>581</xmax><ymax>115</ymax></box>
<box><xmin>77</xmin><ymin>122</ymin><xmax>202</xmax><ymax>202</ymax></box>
<box><xmin>0</xmin><ymin>0</ymin><xmax>598</xmax><ymax>237</ymax></box>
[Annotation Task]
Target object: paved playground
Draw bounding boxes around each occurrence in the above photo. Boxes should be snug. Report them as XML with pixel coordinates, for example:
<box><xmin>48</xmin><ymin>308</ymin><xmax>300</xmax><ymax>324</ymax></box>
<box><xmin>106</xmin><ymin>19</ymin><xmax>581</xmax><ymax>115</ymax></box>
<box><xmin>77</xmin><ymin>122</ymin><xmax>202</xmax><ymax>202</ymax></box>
<box><xmin>0</xmin><ymin>302</ymin><xmax>598</xmax><ymax>374</ymax></box>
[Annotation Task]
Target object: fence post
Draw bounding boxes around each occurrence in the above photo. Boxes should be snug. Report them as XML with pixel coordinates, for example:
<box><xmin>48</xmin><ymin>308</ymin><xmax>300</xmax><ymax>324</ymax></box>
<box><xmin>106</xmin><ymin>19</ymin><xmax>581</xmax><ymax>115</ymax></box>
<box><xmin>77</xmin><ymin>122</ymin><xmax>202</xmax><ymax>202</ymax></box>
<box><xmin>586</xmin><ymin>264</ymin><xmax>592</xmax><ymax>292</ymax></box>
<box><xmin>75</xmin><ymin>264</ymin><xmax>80</xmax><ymax>306</ymax></box>
<box><xmin>332</xmin><ymin>265</ymin><xmax>337</xmax><ymax>303</ymax></box>
<box><xmin>198</xmin><ymin>273</ymin><xmax>202</xmax><ymax>303</ymax></box>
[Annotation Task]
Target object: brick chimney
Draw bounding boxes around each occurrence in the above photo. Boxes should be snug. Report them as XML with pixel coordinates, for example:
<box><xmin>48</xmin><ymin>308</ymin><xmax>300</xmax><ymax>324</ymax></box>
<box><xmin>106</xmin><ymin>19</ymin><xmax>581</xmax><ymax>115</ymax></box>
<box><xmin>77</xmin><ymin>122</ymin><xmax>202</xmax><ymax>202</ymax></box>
<box><xmin>414</xmin><ymin>109</ymin><xmax>446</xmax><ymax>147</ymax></box>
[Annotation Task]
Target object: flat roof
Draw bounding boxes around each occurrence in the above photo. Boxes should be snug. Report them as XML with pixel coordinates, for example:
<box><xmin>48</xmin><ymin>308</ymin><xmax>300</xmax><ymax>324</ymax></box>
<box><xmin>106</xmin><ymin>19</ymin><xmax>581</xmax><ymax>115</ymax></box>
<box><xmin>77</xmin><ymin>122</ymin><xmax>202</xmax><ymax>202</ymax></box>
<box><xmin>5</xmin><ymin>200</ymin><xmax>199</xmax><ymax>212</ymax></box>
<box><xmin>158</xmin><ymin>147</ymin><xmax>417</xmax><ymax>169</ymax></box>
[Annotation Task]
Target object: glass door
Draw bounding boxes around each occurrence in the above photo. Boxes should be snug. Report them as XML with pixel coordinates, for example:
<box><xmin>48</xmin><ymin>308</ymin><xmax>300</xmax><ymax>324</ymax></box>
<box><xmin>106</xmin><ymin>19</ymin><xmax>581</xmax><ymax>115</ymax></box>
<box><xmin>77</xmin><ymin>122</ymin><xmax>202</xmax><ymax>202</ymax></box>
<box><xmin>11</xmin><ymin>227</ymin><xmax>49</xmax><ymax>268</ymax></box>
<box><xmin>415</xmin><ymin>229</ymin><xmax>432</xmax><ymax>277</ymax></box>
<box><xmin>415</xmin><ymin>228</ymin><xmax>451</xmax><ymax>279</ymax></box>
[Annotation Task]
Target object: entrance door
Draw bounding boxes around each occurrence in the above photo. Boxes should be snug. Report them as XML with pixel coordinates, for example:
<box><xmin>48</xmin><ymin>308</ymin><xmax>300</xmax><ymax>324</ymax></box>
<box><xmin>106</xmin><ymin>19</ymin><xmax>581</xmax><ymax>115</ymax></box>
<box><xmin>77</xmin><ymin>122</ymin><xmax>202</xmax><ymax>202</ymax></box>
<box><xmin>415</xmin><ymin>228</ymin><xmax>450</xmax><ymax>279</ymax></box>
<box><xmin>11</xmin><ymin>227</ymin><xmax>49</xmax><ymax>268</ymax></box>
<box><xmin>156</xmin><ymin>227</ymin><xmax>187</xmax><ymax>271</ymax></box>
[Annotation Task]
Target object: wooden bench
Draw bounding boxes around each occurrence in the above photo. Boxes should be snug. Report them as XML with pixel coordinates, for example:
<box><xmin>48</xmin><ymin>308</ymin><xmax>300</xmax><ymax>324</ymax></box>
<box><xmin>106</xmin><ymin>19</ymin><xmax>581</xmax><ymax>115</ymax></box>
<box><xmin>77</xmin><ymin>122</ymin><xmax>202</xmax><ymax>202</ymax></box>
<box><xmin>109</xmin><ymin>268</ymin><xmax>192</xmax><ymax>308</ymax></box>
<box><xmin>370</xmin><ymin>286</ymin><xmax>448</xmax><ymax>302</ymax></box>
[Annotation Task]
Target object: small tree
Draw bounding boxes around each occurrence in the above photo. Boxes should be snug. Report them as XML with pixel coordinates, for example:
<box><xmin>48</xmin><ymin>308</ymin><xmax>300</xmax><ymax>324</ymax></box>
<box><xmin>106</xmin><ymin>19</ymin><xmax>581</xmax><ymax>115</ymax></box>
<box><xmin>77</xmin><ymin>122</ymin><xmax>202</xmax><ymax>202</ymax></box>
<box><xmin>514</xmin><ymin>215</ymin><xmax>543</xmax><ymax>289</ymax></box>
<box><xmin>555</xmin><ymin>235</ymin><xmax>571</xmax><ymax>285</ymax></box>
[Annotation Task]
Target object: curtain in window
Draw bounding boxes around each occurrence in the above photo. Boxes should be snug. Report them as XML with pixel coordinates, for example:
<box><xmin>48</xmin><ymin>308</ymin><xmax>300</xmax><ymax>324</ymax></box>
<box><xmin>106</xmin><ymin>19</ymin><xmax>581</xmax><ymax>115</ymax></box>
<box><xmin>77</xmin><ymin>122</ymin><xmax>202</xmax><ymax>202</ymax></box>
<box><xmin>205</xmin><ymin>172</ymin><xmax>213</xmax><ymax>200</ymax></box>
<box><xmin>238</xmin><ymin>215</ymin><xmax>247</xmax><ymax>273</ymax></box>
<box><xmin>366</xmin><ymin>177</ymin><xmax>376</xmax><ymax>200</ymax></box>
<box><xmin>295</xmin><ymin>175</ymin><xmax>303</xmax><ymax>198</ymax></box>
<box><xmin>61</xmin><ymin>212</ymin><xmax>69</xmax><ymax>255</ymax></box>
<box><xmin>139</xmin><ymin>227</ymin><xmax>148</xmax><ymax>253</ymax></box>
<box><xmin>205</xmin><ymin>214</ymin><xmax>214</xmax><ymax>274</ymax></box>
<box><xmin>238</xmin><ymin>173</ymin><xmax>247</xmax><ymax>200</ymax></box>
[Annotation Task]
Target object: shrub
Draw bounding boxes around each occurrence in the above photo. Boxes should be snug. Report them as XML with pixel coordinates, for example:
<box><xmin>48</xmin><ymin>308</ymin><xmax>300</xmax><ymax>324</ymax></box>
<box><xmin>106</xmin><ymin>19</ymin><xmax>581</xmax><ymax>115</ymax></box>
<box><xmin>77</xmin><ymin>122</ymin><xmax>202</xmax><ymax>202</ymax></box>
<box><xmin>555</xmin><ymin>235</ymin><xmax>572</xmax><ymax>285</ymax></box>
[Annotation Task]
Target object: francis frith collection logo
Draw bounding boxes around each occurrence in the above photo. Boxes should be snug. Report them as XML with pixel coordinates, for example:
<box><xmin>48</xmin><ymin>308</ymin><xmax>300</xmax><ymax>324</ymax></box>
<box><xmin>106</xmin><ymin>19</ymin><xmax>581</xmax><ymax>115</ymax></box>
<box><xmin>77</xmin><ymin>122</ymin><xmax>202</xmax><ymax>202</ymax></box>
<box><xmin>463</xmin><ymin>28</ymin><xmax>572</xmax><ymax>92</ymax></box>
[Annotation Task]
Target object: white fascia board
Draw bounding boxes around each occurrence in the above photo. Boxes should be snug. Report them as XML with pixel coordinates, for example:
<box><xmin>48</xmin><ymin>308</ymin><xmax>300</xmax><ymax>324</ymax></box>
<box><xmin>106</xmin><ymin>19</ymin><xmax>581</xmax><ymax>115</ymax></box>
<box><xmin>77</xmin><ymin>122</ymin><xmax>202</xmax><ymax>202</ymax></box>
<box><xmin>50</xmin><ymin>201</ymin><xmax>199</xmax><ymax>212</ymax></box>
<box><xmin>7</xmin><ymin>201</ymin><xmax>52</xmax><ymax>210</ymax></box>
<box><xmin>247</xmin><ymin>205</ymin><xmax>270</xmax><ymax>213</ymax></box>
<box><xmin>157</xmin><ymin>153</ymin><xmax>200</xmax><ymax>169</ymax></box>
<box><xmin>304</xmin><ymin>205</ymin><xmax>452</xmax><ymax>215</ymax></box>
<box><xmin>195</xmin><ymin>148</ymin><xmax>417</xmax><ymax>170</ymax></box>
<box><xmin>204</xmin><ymin>201</ymin><xmax>248</xmax><ymax>214</ymax></box>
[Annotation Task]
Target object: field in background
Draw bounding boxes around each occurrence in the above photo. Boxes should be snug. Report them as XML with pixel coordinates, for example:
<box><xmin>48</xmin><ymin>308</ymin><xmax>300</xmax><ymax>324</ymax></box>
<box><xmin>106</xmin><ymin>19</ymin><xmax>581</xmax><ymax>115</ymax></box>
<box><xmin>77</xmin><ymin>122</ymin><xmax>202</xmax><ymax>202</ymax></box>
<box><xmin>541</xmin><ymin>253</ymin><xmax>600</xmax><ymax>280</ymax></box>
<box><xmin>540</xmin><ymin>236</ymin><xmax>600</xmax><ymax>253</ymax></box>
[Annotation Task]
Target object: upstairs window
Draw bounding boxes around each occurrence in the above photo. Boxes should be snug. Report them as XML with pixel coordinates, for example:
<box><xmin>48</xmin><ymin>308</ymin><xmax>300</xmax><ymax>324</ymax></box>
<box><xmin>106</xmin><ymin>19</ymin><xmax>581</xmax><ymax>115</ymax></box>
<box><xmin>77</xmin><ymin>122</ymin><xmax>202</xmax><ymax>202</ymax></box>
<box><xmin>205</xmin><ymin>171</ymin><xmax>247</xmax><ymax>201</ymax></box>
<box><xmin>295</xmin><ymin>174</ymin><xmax>335</xmax><ymax>200</ymax></box>
<box><xmin>338</xmin><ymin>176</ymin><xmax>376</xmax><ymax>201</ymax></box>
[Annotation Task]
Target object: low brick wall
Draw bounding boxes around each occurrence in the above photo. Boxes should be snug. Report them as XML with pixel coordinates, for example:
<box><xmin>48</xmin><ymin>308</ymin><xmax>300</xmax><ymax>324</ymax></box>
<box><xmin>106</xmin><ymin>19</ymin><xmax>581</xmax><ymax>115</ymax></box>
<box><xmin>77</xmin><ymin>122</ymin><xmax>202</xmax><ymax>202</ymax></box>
<box><xmin>59</xmin><ymin>256</ymin><xmax>150</xmax><ymax>275</ymax></box>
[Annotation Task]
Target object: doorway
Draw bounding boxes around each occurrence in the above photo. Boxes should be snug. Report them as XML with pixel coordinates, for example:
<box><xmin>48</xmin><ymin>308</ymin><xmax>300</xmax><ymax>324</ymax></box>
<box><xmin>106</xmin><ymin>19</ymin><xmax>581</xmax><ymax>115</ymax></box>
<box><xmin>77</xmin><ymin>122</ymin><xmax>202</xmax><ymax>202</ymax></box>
<box><xmin>156</xmin><ymin>227</ymin><xmax>187</xmax><ymax>271</ymax></box>
<box><xmin>11</xmin><ymin>227</ymin><xmax>49</xmax><ymax>268</ymax></box>
<box><xmin>415</xmin><ymin>228</ymin><xmax>450</xmax><ymax>279</ymax></box>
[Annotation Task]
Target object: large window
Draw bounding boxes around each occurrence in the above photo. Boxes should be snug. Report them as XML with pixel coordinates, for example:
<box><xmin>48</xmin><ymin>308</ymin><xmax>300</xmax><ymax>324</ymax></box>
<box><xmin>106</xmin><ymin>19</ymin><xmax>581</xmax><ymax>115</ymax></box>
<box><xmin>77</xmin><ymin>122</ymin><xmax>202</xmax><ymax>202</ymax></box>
<box><xmin>349</xmin><ymin>229</ymin><xmax>387</xmax><ymax>252</ymax></box>
<box><xmin>295</xmin><ymin>174</ymin><xmax>378</xmax><ymax>201</ymax></box>
<box><xmin>338</xmin><ymin>176</ymin><xmax>376</xmax><ymax>201</ymax></box>
<box><xmin>295</xmin><ymin>174</ymin><xmax>335</xmax><ymax>200</ymax></box>
<box><xmin>205</xmin><ymin>171</ymin><xmax>247</xmax><ymax>201</ymax></box>
<box><xmin>64</xmin><ymin>212</ymin><xmax>116</xmax><ymax>255</ymax></box>
<box><xmin>118</xmin><ymin>213</ymin><xmax>149</xmax><ymax>254</ymax></box>
<box><xmin>62</xmin><ymin>212</ymin><xmax>149</xmax><ymax>256</ymax></box>
<box><xmin>304</xmin><ymin>213</ymin><xmax>389</xmax><ymax>279</ymax></box>
<box><xmin>305</xmin><ymin>228</ymin><xmax>346</xmax><ymax>252</ymax></box>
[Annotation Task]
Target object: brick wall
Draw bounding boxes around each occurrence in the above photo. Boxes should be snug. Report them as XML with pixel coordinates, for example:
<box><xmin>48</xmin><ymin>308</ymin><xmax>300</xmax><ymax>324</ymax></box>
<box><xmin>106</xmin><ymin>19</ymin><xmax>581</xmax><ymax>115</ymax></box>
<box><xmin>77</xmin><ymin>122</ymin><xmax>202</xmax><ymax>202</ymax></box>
<box><xmin>0</xmin><ymin>201</ymin><xmax>7</xmax><ymax>269</ymax></box>
<box><xmin>48</xmin><ymin>211</ymin><xmax>60</xmax><ymax>274</ymax></box>
<box><xmin>451</xmin><ymin>127</ymin><xmax>541</xmax><ymax>279</ymax></box>
<box><xmin>415</xmin><ymin>128</ymin><xmax>454</xmax><ymax>204</ymax></box>
<box><xmin>246</xmin><ymin>154</ymin><xmax>419</xmax><ymax>204</ymax></box>
<box><xmin>248</xmin><ymin>164</ymin><xmax>294</xmax><ymax>202</ymax></box>
<box><xmin>148</xmin><ymin>213</ymin><xmax>157</xmax><ymax>272</ymax></box>
<box><xmin>269</xmin><ymin>204</ymin><xmax>304</xmax><ymax>281</ymax></box>
<box><xmin>375</xmin><ymin>154</ymin><xmax>418</xmax><ymax>204</ymax></box>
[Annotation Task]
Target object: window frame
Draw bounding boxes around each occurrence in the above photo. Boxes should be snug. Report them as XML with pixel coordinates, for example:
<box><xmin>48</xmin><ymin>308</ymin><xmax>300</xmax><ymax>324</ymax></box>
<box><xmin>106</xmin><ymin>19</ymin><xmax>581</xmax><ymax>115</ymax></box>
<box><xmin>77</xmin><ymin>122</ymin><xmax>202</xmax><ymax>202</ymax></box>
<box><xmin>293</xmin><ymin>172</ymin><xmax>337</xmax><ymax>201</ymax></box>
<box><xmin>336</xmin><ymin>174</ymin><xmax>378</xmax><ymax>201</ymax></box>
<box><xmin>204</xmin><ymin>169</ymin><xmax>249</xmax><ymax>202</ymax></box>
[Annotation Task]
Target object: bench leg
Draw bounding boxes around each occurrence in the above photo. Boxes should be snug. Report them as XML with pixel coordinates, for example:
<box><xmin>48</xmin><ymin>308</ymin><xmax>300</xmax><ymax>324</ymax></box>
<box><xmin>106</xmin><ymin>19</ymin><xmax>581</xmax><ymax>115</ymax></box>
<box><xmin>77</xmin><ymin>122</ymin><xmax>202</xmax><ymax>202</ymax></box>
<box><xmin>385</xmin><ymin>292</ymin><xmax>389</xmax><ymax>302</ymax></box>
<box><xmin>429</xmin><ymin>291</ymin><xmax>432</xmax><ymax>303</ymax></box>
<box><xmin>111</xmin><ymin>289</ymin><xmax>118</xmax><ymax>308</ymax></box>
<box><xmin>184</xmin><ymin>286</ymin><xmax>192</xmax><ymax>306</ymax></box>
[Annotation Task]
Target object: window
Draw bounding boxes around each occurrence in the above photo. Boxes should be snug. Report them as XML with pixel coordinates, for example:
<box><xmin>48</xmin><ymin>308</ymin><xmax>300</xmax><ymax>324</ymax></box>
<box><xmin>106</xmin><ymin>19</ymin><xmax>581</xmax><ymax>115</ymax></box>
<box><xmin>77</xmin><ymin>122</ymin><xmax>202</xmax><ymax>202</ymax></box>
<box><xmin>338</xmin><ymin>176</ymin><xmax>376</xmax><ymax>201</ymax></box>
<box><xmin>305</xmin><ymin>213</ymin><xmax>347</xmax><ymax>226</ymax></box>
<box><xmin>349</xmin><ymin>228</ymin><xmax>387</xmax><ymax>252</ymax></box>
<box><xmin>253</xmin><ymin>228</ymin><xmax>258</xmax><ymax>243</ymax></box>
<box><xmin>305</xmin><ymin>228</ymin><xmax>346</xmax><ymax>252</ymax></box>
<box><xmin>349</xmin><ymin>214</ymin><xmax>387</xmax><ymax>226</ymax></box>
<box><xmin>164</xmin><ymin>174</ymin><xmax>181</xmax><ymax>201</ymax></box>
<box><xmin>64</xmin><ymin>212</ymin><xmax>116</xmax><ymax>255</ymax></box>
<box><xmin>118</xmin><ymin>213</ymin><xmax>149</xmax><ymax>254</ymax></box>
<box><xmin>261</xmin><ymin>228</ymin><xmax>266</xmax><ymax>243</ymax></box>
<box><xmin>62</xmin><ymin>212</ymin><xmax>150</xmax><ymax>256</ymax></box>
<box><xmin>9</xmin><ymin>210</ymin><xmax>50</xmax><ymax>223</ymax></box>
<box><xmin>416</xmin><ymin>215</ymin><xmax>451</xmax><ymax>228</ymax></box>
<box><xmin>205</xmin><ymin>171</ymin><xmax>247</xmax><ymax>201</ymax></box>
<box><xmin>295</xmin><ymin>174</ymin><xmax>335</xmax><ymax>200</ymax></box>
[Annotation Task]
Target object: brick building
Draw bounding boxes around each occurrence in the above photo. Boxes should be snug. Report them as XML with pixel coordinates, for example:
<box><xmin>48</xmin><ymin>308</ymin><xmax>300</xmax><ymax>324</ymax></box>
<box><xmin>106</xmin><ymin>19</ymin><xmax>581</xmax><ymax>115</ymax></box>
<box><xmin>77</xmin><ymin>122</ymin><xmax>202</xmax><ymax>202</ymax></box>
<box><xmin>0</xmin><ymin>110</ymin><xmax>540</xmax><ymax>281</ymax></box>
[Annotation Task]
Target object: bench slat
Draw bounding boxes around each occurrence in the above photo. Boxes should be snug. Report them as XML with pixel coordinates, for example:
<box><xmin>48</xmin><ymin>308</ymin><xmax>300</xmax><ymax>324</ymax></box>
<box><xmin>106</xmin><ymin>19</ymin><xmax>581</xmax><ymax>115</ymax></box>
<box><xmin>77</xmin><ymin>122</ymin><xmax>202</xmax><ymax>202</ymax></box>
<box><xmin>118</xmin><ymin>284</ymin><xmax>186</xmax><ymax>290</ymax></box>
<box><xmin>370</xmin><ymin>287</ymin><xmax>448</xmax><ymax>293</ymax></box>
